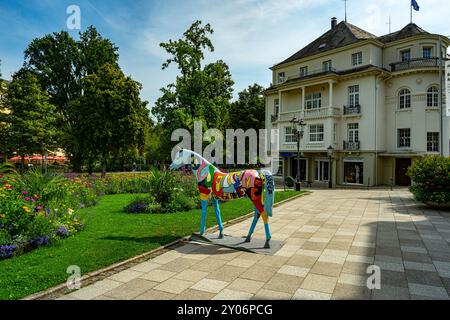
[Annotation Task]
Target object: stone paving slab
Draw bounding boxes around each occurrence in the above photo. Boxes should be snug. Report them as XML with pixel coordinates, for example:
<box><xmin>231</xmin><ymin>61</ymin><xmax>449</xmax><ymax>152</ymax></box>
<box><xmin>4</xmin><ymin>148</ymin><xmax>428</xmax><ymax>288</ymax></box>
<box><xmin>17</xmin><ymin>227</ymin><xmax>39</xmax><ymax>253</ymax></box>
<box><xmin>57</xmin><ymin>189</ymin><xmax>450</xmax><ymax>300</ymax></box>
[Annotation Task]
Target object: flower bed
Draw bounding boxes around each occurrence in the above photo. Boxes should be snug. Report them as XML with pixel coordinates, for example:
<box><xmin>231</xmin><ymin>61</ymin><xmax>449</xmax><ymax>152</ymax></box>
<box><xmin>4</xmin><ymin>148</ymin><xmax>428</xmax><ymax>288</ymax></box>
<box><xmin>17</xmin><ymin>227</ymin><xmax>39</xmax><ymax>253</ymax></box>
<box><xmin>0</xmin><ymin>172</ymin><xmax>95</xmax><ymax>260</ymax></box>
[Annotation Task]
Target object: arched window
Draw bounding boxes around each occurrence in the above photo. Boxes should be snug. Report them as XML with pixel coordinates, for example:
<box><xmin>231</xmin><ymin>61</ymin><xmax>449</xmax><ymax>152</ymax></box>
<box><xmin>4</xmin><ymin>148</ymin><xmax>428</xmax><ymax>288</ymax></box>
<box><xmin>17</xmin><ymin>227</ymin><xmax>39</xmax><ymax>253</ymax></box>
<box><xmin>399</xmin><ymin>88</ymin><xmax>411</xmax><ymax>109</ymax></box>
<box><xmin>427</xmin><ymin>86</ymin><xmax>439</xmax><ymax>108</ymax></box>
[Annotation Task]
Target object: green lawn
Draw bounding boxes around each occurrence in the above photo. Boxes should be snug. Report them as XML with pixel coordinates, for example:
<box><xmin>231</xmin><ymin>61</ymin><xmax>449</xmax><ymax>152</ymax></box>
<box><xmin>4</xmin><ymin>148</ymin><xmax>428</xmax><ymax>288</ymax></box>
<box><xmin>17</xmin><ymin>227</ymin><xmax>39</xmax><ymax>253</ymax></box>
<box><xmin>0</xmin><ymin>190</ymin><xmax>303</xmax><ymax>300</ymax></box>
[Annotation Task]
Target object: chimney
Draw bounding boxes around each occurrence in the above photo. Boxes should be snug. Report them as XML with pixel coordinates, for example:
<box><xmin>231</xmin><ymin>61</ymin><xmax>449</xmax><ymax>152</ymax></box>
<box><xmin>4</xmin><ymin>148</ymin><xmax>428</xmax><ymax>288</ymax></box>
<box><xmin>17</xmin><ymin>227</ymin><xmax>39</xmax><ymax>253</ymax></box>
<box><xmin>331</xmin><ymin>17</ymin><xmax>337</xmax><ymax>28</ymax></box>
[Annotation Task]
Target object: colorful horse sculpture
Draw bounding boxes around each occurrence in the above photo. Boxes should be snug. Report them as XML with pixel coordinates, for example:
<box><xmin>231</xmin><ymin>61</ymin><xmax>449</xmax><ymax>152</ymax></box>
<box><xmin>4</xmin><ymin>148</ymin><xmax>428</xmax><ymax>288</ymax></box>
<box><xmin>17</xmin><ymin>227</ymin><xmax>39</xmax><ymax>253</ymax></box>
<box><xmin>169</xmin><ymin>149</ymin><xmax>275</xmax><ymax>248</ymax></box>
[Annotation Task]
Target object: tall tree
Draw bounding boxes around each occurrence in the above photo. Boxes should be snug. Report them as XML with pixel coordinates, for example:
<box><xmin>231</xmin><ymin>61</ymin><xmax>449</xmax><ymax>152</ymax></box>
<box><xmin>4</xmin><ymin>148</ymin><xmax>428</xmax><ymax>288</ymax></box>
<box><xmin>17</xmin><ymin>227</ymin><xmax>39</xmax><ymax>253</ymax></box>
<box><xmin>228</xmin><ymin>84</ymin><xmax>265</xmax><ymax>130</ymax></box>
<box><xmin>152</xmin><ymin>21</ymin><xmax>234</xmax><ymax>159</ymax></box>
<box><xmin>3</xmin><ymin>70</ymin><xmax>59</xmax><ymax>170</ymax></box>
<box><xmin>75</xmin><ymin>64</ymin><xmax>150</xmax><ymax>176</ymax></box>
<box><xmin>23</xmin><ymin>26</ymin><xmax>120</xmax><ymax>171</ymax></box>
<box><xmin>0</xmin><ymin>65</ymin><xmax>10</xmax><ymax>162</ymax></box>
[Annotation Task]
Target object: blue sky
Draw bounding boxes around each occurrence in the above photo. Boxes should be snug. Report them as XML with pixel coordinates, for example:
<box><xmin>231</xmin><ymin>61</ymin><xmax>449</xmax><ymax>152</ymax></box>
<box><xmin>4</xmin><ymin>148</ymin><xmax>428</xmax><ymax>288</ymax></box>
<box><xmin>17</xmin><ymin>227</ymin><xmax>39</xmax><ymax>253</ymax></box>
<box><xmin>1</xmin><ymin>0</ymin><xmax>449</xmax><ymax>107</ymax></box>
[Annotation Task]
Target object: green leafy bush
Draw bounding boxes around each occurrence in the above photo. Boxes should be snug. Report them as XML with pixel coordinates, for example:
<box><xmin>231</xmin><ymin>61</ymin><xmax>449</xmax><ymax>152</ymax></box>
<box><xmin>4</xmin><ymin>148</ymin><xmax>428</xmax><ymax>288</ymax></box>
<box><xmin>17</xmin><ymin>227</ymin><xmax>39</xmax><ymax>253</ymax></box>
<box><xmin>123</xmin><ymin>170</ymin><xmax>199</xmax><ymax>214</ymax></box>
<box><xmin>407</xmin><ymin>155</ymin><xmax>450</xmax><ymax>204</ymax></box>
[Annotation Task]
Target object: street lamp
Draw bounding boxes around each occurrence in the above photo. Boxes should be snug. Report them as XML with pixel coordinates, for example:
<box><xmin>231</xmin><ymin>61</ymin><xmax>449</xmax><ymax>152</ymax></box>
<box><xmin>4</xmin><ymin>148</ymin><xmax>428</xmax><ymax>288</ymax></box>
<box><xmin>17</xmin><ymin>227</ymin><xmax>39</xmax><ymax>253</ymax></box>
<box><xmin>327</xmin><ymin>145</ymin><xmax>334</xmax><ymax>189</ymax></box>
<box><xmin>290</xmin><ymin>116</ymin><xmax>306</xmax><ymax>191</ymax></box>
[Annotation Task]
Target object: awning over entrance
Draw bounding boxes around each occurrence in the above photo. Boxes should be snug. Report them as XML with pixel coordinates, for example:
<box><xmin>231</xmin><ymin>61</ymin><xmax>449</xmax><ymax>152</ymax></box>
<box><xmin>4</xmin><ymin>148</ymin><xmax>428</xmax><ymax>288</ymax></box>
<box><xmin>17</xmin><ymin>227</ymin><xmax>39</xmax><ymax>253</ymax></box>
<box><xmin>378</xmin><ymin>153</ymin><xmax>424</xmax><ymax>157</ymax></box>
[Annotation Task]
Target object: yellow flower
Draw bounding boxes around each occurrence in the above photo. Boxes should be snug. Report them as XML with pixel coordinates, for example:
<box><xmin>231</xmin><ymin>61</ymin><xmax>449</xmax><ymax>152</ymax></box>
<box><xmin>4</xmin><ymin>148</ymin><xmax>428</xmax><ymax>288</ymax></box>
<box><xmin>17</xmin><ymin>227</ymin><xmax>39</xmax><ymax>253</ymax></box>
<box><xmin>68</xmin><ymin>208</ymin><xmax>74</xmax><ymax>215</ymax></box>
<box><xmin>22</xmin><ymin>206</ymin><xmax>31</xmax><ymax>213</ymax></box>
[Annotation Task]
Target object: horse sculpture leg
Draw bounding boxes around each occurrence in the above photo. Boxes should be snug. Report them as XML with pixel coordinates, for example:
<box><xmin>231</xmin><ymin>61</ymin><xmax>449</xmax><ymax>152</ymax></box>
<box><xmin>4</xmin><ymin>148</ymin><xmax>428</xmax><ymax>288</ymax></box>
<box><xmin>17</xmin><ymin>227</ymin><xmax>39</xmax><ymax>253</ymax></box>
<box><xmin>260</xmin><ymin>210</ymin><xmax>272</xmax><ymax>249</ymax></box>
<box><xmin>212</xmin><ymin>199</ymin><xmax>224</xmax><ymax>239</ymax></box>
<box><xmin>245</xmin><ymin>206</ymin><xmax>260</xmax><ymax>243</ymax></box>
<box><xmin>248</xmin><ymin>201</ymin><xmax>272</xmax><ymax>249</ymax></box>
<box><xmin>200</xmin><ymin>200</ymin><xmax>208</xmax><ymax>235</ymax></box>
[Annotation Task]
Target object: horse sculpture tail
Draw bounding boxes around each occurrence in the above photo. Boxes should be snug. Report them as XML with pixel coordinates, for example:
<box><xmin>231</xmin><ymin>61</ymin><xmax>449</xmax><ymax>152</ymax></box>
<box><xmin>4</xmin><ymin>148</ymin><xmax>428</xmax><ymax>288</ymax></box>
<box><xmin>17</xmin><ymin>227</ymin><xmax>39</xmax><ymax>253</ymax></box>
<box><xmin>260</xmin><ymin>170</ymin><xmax>275</xmax><ymax>217</ymax></box>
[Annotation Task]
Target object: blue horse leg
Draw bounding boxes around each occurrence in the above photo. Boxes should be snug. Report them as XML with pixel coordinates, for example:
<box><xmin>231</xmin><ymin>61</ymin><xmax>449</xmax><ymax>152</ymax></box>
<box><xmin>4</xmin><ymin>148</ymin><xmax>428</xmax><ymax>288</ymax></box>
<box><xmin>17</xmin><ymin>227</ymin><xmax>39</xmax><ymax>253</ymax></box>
<box><xmin>260</xmin><ymin>211</ymin><xmax>272</xmax><ymax>248</ymax></box>
<box><xmin>245</xmin><ymin>206</ymin><xmax>260</xmax><ymax>242</ymax></box>
<box><xmin>200</xmin><ymin>200</ymin><xmax>208</xmax><ymax>235</ymax></box>
<box><xmin>212</xmin><ymin>199</ymin><xmax>224</xmax><ymax>238</ymax></box>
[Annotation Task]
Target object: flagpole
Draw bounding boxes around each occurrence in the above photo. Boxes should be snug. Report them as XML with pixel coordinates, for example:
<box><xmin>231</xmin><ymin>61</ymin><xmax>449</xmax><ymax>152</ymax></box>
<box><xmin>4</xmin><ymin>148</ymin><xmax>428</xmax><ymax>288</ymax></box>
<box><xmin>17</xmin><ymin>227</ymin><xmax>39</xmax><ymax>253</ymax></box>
<box><xmin>410</xmin><ymin>2</ymin><xmax>412</xmax><ymax>23</ymax></box>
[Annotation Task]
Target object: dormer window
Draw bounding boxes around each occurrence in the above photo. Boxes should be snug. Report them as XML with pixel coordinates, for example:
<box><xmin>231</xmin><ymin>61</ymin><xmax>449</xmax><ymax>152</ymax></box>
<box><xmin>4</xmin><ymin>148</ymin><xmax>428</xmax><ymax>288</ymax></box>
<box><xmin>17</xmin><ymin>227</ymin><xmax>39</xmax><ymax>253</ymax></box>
<box><xmin>277</xmin><ymin>72</ymin><xmax>285</xmax><ymax>84</ymax></box>
<box><xmin>351</xmin><ymin>52</ymin><xmax>363</xmax><ymax>66</ymax></box>
<box><xmin>323</xmin><ymin>60</ymin><xmax>332</xmax><ymax>72</ymax></box>
<box><xmin>300</xmin><ymin>67</ymin><xmax>308</xmax><ymax>77</ymax></box>
<box><xmin>318</xmin><ymin>43</ymin><xmax>327</xmax><ymax>49</ymax></box>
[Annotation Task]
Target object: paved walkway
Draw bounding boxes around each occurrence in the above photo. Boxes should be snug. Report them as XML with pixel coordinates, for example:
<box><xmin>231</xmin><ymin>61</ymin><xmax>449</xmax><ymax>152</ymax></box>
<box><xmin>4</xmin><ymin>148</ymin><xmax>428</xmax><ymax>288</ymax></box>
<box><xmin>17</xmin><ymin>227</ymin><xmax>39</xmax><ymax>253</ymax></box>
<box><xmin>59</xmin><ymin>189</ymin><xmax>450</xmax><ymax>300</ymax></box>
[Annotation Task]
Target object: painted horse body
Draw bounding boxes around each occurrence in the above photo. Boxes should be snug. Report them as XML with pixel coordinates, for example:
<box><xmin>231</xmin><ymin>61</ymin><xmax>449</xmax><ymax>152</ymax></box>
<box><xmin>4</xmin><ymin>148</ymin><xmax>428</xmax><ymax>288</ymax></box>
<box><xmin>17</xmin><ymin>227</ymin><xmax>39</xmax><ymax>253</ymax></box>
<box><xmin>170</xmin><ymin>149</ymin><xmax>275</xmax><ymax>248</ymax></box>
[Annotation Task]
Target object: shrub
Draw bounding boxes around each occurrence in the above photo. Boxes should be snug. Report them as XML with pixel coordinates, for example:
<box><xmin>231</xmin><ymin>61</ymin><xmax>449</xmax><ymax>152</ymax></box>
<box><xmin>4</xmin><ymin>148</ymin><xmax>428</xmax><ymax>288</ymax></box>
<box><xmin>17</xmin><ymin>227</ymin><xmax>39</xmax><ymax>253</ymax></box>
<box><xmin>0</xmin><ymin>171</ymin><xmax>85</xmax><ymax>260</ymax></box>
<box><xmin>123</xmin><ymin>170</ymin><xmax>199</xmax><ymax>214</ymax></box>
<box><xmin>124</xmin><ymin>195</ymin><xmax>154</xmax><ymax>214</ymax></box>
<box><xmin>407</xmin><ymin>155</ymin><xmax>450</xmax><ymax>204</ymax></box>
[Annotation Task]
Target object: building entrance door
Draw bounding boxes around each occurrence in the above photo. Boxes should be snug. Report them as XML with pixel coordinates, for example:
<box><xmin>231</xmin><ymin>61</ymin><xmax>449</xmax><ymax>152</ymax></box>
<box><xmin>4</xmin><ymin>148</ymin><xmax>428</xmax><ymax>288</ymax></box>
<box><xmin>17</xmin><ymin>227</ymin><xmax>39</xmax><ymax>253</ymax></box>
<box><xmin>291</xmin><ymin>158</ymin><xmax>307</xmax><ymax>181</ymax></box>
<box><xmin>395</xmin><ymin>158</ymin><xmax>412</xmax><ymax>186</ymax></box>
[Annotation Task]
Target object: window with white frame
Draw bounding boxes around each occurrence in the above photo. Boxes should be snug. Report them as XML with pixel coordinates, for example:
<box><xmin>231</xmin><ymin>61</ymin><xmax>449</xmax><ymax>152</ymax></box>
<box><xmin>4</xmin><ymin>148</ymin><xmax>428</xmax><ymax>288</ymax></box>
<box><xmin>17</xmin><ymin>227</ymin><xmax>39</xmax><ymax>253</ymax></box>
<box><xmin>427</xmin><ymin>86</ymin><xmax>438</xmax><ymax>107</ymax></box>
<box><xmin>351</xmin><ymin>52</ymin><xmax>363</xmax><ymax>66</ymax></box>
<box><xmin>427</xmin><ymin>132</ymin><xmax>439</xmax><ymax>152</ymax></box>
<box><xmin>284</xmin><ymin>127</ymin><xmax>296</xmax><ymax>143</ymax></box>
<box><xmin>305</xmin><ymin>93</ymin><xmax>322</xmax><ymax>110</ymax></box>
<box><xmin>274</xmin><ymin>99</ymin><xmax>280</xmax><ymax>116</ymax></box>
<box><xmin>348</xmin><ymin>85</ymin><xmax>360</xmax><ymax>107</ymax></box>
<box><xmin>423</xmin><ymin>47</ymin><xmax>433</xmax><ymax>59</ymax></box>
<box><xmin>315</xmin><ymin>160</ymin><xmax>329</xmax><ymax>181</ymax></box>
<box><xmin>278</xmin><ymin>72</ymin><xmax>285</xmax><ymax>83</ymax></box>
<box><xmin>399</xmin><ymin>88</ymin><xmax>411</xmax><ymax>109</ymax></box>
<box><xmin>309</xmin><ymin>124</ymin><xmax>324</xmax><ymax>142</ymax></box>
<box><xmin>348</xmin><ymin>123</ymin><xmax>359</xmax><ymax>143</ymax></box>
<box><xmin>400</xmin><ymin>49</ymin><xmax>411</xmax><ymax>62</ymax></box>
<box><xmin>300</xmin><ymin>67</ymin><xmax>308</xmax><ymax>77</ymax></box>
<box><xmin>323</xmin><ymin>60</ymin><xmax>332</xmax><ymax>72</ymax></box>
<box><xmin>398</xmin><ymin>128</ymin><xmax>411</xmax><ymax>148</ymax></box>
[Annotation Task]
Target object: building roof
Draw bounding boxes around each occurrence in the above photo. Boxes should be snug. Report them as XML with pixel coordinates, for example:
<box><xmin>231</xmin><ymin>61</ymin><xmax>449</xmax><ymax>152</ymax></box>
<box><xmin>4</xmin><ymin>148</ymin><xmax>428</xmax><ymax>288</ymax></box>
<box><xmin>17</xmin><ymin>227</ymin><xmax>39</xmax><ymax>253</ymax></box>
<box><xmin>274</xmin><ymin>22</ymin><xmax>432</xmax><ymax>68</ymax></box>
<box><xmin>377</xmin><ymin>23</ymin><xmax>429</xmax><ymax>43</ymax></box>
<box><xmin>275</xmin><ymin>21</ymin><xmax>377</xmax><ymax>67</ymax></box>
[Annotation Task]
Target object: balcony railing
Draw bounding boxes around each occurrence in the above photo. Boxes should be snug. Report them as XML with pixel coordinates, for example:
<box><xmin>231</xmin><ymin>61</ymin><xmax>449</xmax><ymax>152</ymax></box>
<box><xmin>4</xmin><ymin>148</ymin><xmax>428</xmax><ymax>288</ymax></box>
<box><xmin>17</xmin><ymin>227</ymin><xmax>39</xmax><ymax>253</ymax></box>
<box><xmin>287</xmin><ymin>67</ymin><xmax>337</xmax><ymax>82</ymax></box>
<box><xmin>343</xmin><ymin>141</ymin><xmax>361</xmax><ymax>151</ymax></box>
<box><xmin>390</xmin><ymin>57</ymin><xmax>439</xmax><ymax>72</ymax></box>
<box><xmin>278</xmin><ymin>107</ymin><xmax>340</xmax><ymax>121</ymax></box>
<box><xmin>343</xmin><ymin>104</ymin><xmax>361</xmax><ymax>116</ymax></box>
<box><xmin>302</xmin><ymin>107</ymin><xmax>341</xmax><ymax>119</ymax></box>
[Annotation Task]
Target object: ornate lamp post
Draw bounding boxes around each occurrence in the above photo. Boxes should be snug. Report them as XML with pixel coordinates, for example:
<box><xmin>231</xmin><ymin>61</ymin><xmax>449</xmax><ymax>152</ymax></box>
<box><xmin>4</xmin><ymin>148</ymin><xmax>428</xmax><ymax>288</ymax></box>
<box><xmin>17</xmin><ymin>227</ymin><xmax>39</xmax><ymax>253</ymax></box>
<box><xmin>290</xmin><ymin>116</ymin><xmax>306</xmax><ymax>191</ymax></box>
<box><xmin>327</xmin><ymin>145</ymin><xmax>334</xmax><ymax>189</ymax></box>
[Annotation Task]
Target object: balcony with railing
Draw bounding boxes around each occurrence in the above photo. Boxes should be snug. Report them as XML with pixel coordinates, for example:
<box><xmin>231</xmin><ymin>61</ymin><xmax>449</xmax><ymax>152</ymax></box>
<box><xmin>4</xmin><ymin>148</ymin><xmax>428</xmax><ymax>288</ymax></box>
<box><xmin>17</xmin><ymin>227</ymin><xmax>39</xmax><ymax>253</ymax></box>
<box><xmin>287</xmin><ymin>67</ymin><xmax>337</xmax><ymax>82</ymax></box>
<box><xmin>278</xmin><ymin>107</ymin><xmax>341</xmax><ymax>121</ymax></box>
<box><xmin>343</xmin><ymin>104</ymin><xmax>361</xmax><ymax>116</ymax></box>
<box><xmin>343</xmin><ymin>141</ymin><xmax>361</xmax><ymax>151</ymax></box>
<box><xmin>390</xmin><ymin>57</ymin><xmax>439</xmax><ymax>72</ymax></box>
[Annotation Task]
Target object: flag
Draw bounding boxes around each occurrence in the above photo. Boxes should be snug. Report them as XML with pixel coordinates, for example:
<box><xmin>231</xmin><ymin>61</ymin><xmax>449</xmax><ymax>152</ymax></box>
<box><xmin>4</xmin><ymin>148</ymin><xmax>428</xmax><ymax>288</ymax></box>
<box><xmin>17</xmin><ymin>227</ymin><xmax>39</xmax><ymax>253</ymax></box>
<box><xmin>411</xmin><ymin>0</ymin><xmax>420</xmax><ymax>11</ymax></box>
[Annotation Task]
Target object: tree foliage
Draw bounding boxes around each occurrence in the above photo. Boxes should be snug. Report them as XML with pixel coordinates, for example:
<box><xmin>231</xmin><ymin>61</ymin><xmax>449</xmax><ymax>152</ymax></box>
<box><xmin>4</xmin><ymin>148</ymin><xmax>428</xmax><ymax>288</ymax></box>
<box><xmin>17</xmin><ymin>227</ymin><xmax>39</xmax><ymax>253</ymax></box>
<box><xmin>23</xmin><ymin>26</ymin><xmax>124</xmax><ymax>171</ymax></box>
<box><xmin>152</xmin><ymin>21</ymin><xmax>234</xmax><ymax>159</ymax></box>
<box><xmin>3</xmin><ymin>71</ymin><xmax>59</xmax><ymax>164</ymax></box>
<box><xmin>228</xmin><ymin>83</ymin><xmax>265</xmax><ymax>130</ymax></box>
<box><xmin>20</xmin><ymin>26</ymin><xmax>149</xmax><ymax>172</ymax></box>
<box><xmin>74</xmin><ymin>64</ymin><xmax>150</xmax><ymax>175</ymax></box>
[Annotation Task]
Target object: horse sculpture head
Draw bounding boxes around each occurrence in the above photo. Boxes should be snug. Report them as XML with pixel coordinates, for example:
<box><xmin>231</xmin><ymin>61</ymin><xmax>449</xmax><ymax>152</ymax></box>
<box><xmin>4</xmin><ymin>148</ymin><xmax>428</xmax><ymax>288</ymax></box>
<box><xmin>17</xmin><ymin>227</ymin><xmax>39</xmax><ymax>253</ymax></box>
<box><xmin>169</xmin><ymin>149</ymin><xmax>192</xmax><ymax>171</ymax></box>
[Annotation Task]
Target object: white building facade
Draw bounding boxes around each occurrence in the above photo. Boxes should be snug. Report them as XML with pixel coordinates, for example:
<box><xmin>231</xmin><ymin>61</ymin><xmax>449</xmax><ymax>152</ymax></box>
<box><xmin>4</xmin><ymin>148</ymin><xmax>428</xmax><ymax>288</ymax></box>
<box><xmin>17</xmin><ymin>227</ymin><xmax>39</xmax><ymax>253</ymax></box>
<box><xmin>266</xmin><ymin>19</ymin><xmax>450</xmax><ymax>187</ymax></box>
